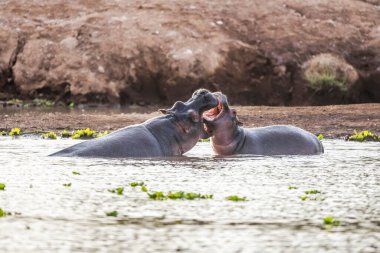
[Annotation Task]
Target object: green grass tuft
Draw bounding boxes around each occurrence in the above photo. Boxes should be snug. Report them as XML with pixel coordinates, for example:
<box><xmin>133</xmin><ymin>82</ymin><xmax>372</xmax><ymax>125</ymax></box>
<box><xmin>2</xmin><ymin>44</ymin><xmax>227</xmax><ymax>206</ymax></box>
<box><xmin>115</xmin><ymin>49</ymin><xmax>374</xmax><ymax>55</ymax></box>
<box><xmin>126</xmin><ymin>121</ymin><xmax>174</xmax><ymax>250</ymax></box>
<box><xmin>42</xmin><ymin>131</ymin><xmax>57</xmax><ymax>139</ymax></box>
<box><xmin>9</xmin><ymin>128</ymin><xmax>21</xmax><ymax>136</ymax></box>
<box><xmin>347</xmin><ymin>130</ymin><xmax>379</xmax><ymax>142</ymax></box>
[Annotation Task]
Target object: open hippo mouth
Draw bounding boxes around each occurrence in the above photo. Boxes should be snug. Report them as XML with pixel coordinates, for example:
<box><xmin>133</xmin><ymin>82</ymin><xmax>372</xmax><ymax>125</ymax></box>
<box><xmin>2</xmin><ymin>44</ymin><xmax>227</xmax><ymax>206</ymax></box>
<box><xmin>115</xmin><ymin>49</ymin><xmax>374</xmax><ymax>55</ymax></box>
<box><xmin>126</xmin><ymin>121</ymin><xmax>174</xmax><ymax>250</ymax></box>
<box><xmin>202</xmin><ymin>98</ymin><xmax>224</xmax><ymax>122</ymax></box>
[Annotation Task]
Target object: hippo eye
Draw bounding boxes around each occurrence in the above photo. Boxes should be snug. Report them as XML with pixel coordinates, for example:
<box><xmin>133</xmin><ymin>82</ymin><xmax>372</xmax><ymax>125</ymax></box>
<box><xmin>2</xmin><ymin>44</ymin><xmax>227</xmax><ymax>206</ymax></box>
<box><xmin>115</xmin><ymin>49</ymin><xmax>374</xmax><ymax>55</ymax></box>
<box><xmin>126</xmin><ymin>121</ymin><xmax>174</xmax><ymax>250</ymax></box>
<box><xmin>203</xmin><ymin>95</ymin><xmax>211</xmax><ymax>102</ymax></box>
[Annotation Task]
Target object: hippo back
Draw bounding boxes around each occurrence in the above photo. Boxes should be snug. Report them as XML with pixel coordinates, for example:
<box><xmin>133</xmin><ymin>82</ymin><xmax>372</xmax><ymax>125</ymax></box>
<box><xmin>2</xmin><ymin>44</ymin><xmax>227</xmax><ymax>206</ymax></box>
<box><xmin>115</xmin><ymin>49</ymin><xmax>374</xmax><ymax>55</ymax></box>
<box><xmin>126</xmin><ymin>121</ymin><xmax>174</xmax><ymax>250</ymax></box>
<box><xmin>50</xmin><ymin>125</ymin><xmax>163</xmax><ymax>157</ymax></box>
<box><xmin>241</xmin><ymin>125</ymin><xmax>323</xmax><ymax>155</ymax></box>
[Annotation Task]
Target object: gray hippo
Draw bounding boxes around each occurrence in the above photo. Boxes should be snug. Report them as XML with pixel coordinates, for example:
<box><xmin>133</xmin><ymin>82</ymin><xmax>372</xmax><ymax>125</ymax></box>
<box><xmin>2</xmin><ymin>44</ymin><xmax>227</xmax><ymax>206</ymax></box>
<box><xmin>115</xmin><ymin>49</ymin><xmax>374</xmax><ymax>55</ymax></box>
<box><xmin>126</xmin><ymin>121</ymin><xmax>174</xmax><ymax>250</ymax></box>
<box><xmin>203</xmin><ymin>92</ymin><xmax>324</xmax><ymax>155</ymax></box>
<box><xmin>50</xmin><ymin>89</ymin><xmax>218</xmax><ymax>158</ymax></box>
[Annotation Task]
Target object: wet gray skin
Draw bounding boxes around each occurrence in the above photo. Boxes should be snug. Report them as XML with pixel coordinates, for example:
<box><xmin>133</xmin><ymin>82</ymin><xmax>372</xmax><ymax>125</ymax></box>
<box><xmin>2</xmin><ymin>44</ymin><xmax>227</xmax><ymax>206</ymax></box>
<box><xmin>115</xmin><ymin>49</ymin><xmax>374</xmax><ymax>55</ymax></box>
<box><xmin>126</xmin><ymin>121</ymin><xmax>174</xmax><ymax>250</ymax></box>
<box><xmin>50</xmin><ymin>89</ymin><xmax>218</xmax><ymax>157</ymax></box>
<box><xmin>203</xmin><ymin>92</ymin><xmax>324</xmax><ymax>155</ymax></box>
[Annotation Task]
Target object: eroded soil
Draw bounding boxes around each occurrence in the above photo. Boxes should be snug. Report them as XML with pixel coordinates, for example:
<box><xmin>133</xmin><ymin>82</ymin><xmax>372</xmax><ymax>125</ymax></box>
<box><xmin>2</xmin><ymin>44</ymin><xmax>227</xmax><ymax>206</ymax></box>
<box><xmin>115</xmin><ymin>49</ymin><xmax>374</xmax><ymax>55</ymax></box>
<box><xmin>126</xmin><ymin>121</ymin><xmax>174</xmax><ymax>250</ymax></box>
<box><xmin>0</xmin><ymin>0</ymin><xmax>379</xmax><ymax>105</ymax></box>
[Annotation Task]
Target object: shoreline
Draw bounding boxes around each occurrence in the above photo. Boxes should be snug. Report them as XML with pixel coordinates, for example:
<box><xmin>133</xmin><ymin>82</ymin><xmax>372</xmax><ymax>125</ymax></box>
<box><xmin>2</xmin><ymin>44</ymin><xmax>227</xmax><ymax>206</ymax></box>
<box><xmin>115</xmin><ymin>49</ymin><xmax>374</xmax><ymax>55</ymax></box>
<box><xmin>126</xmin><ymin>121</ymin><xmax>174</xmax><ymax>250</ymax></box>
<box><xmin>1</xmin><ymin>103</ymin><xmax>379</xmax><ymax>139</ymax></box>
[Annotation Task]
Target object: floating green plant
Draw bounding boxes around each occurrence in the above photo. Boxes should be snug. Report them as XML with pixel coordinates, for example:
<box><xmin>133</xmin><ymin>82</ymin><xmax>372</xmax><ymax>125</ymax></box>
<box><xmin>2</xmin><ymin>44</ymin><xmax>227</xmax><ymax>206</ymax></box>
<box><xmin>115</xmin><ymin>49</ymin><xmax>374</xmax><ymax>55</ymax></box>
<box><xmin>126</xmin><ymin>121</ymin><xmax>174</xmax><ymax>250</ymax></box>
<box><xmin>42</xmin><ymin>131</ymin><xmax>57</xmax><ymax>139</ymax></box>
<box><xmin>130</xmin><ymin>182</ymin><xmax>145</xmax><ymax>187</ymax></box>
<box><xmin>299</xmin><ymin>196</ymin><xmax>308</xmax><ymax>201</ymax></box>
<box><xmin>226</xmin><ymin>195</ymin><xmax>248</xmax><ymax>201</ymax></box>
<box><xmin>141</xmin><ymin>186</ymin><xmax>148</xmax><ymax>192</ymax></box>
<box><xmin>147</xmin><ymin>190</ymin><xmax>213</xmax><ymax>200</ymax></box>
<box><xmin>317</xmin><ymin>134</ymin><xmax>324</xmax><ymax>140</ymax></box>
<box><xmin>61</xmin><ymin>130</ymin><xmax>72</xmax><ymax>138</ymax></box>
<box><xmin>108</xmin><ymin>187</ymin><xmax>124</xmax><ymax>195</ymax></box>
<box><xmin>63</xmin><ymin>183</ymin><xmax>72</xmax><ymax>187</ymax></box>
<box><xmin>9</xmin><ymin>128</ymin><xmax>21</xmax><ymax>136</ymax></box>
<box><xmin>169</xmin><ymin>191</ymin><xmax>213</xmax><ymax>200</ymax></box>
<box><xmin>0</xmin><ymin>183</ymin><xmax>5</xmax><ymax>190</ymax></box>
<box><xmin>147</xmin><ymin>191</ymin><xmax>166</xmax><ymax>200</ymax></box>
<box><xmin>304</xmin><ymin>190</ymin><xmax>321</xmax><ymax>194</ymax></box>
<box><xmin>198</xmin><ymin>138</ymin><xmax>210</xmax><ymax>142</ymax></box>
<box><xmin>347</xmin><ymin>130</ymin><xmax>380</xmax><ymax>142</ymax></box>
<box><xmin>288</xmin><ymin>186</ymin><xmax>298</xmax><ymax>190</ymax></box>
<box><xmin>323</xmin><ymin>216</ymin><xmax>340</xmax><ymax>226</ymax></box>
<box><xmin>72</xmin><ymin>171</ymin><xmax>80</xmax><ymax>175</ymax></box>
<box><xmin>0</xmin><ymin>131</ymin><xmax>6</xmax><ymax>136</ymax></box>
<box><xmin>71</xmin><ymin>128</ymin><xmax>96</xmax><ymax>139</ymax></box>
<box><xmin>106</xmin><ymin>210</ymin><xmax>118</xmax><ymax>217</ymax></box>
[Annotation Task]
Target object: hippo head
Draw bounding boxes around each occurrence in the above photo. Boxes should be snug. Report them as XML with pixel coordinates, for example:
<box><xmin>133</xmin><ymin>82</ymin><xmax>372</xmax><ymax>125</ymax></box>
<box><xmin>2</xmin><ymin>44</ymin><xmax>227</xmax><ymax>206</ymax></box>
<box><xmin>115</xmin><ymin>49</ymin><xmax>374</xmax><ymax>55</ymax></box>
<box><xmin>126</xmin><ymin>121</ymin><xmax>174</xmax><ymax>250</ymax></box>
<box><xmin>159</xmin><ymin>89</ymin><xmax>219</xmax><ymax>153</ymax></box>
<box><xmin>202</xmin><ymin>92</ymin><xmax>243</xmax><ymax>138</ymax></box>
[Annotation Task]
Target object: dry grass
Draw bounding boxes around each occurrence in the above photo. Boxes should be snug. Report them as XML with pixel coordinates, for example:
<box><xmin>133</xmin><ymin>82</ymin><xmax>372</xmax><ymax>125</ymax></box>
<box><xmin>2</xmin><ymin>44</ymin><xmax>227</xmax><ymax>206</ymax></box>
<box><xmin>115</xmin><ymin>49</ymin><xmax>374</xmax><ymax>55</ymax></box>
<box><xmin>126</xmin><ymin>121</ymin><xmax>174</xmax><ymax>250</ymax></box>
<box><xmin>302</xmin><ymin>53</ymin><xmax>358</xmax><ymax>92</ymax></box>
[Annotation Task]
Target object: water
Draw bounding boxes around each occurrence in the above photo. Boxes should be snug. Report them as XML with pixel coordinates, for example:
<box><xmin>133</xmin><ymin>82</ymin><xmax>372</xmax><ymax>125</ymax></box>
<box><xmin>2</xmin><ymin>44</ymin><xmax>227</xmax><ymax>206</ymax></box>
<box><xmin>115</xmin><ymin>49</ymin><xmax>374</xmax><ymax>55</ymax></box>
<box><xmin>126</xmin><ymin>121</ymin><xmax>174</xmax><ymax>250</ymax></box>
<box><xmin>0</xmin><ymin>137</ymin><xmax>379</xmax><ymax>252</ymax></box>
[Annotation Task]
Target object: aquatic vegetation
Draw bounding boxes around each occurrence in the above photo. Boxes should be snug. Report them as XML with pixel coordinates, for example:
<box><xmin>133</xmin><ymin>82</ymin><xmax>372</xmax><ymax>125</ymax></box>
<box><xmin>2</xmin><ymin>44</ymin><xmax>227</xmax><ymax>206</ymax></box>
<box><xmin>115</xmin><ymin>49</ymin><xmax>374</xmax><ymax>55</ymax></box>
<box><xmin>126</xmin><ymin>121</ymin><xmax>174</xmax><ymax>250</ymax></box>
<box><xmin>42</xmin><ymin>131</ymin><xmax>57</xmax><ymax>139</ymax></box>
<box><xmin>0</xmin><ymin>131</ymin><xmax>6</xmax><ymax>136</ymax></box>
<box><xmin>323</xmin><ymin>216</ymin><xmax>340</xmax><ymax>226</ymax></box>
<box><xmin>72</xmin><ymin>171</ymin><xmax>81</xmax><ymax>175</ymax></box>
<box><xmin>96</xmin><ymin>130</ymin><xmax>109</xmax><ymax>138</ymax></box>
<box><xmin>317</xmin><ymin>134</ymin><xmax>324</xmax><ymax>140</ymax></box>
<box><xmin>63</xmin><ymin>183</ymin><xmax>72</xmax><ymax>187</ymax></box>
<box><xmin>141</xmin><ymin>186</ymin><xmax>148</xmax><ymax>192</ymax></box>
<box><xmin>288</xmin><ymin>186</ymin><xmax>298</xmax><ymax>190</ymax></box>
<box><xmin>71</xmin><ymin>128</ymin><xmax>96</xmax><ymax>139</ymax></box>
<box><xmin>148</xmin><ymin>191</ymin><xmax>166</xmax><ymax>200</ymax></box>
<box><xmin>61</xmin><ymin>130</ymin><xmax>72</xmax><ymax>138</ymax></box>
<box><xmin>106</xmin><ymin>210</ymin><xmax>118</xmax><ymax>217</ymax></box>
<box><xmin>347</xmin><ymin>130</ymin><xmax>379</xmax><ymax>142</ymax></box>
<box><xmin>68</xmin><ymin>101</ymin><xmax>75</xmax><ymax>108</ymax></box>
<box><xmin>0</xmin><ymin>208</ymin><xmax>18</xmax><ymax>217</ymax></box>
<box><xmin>226</xmin><ymin>195</ymin><xmax>248</xmax><ymax>201</ymax></box>
<box><xmin>198</xmin><ymin>138</ymin><xmax>210</xmax><ymax>142</ymax></box>
<box><xmin>9</xmin><ymin>128</ymin><xmax>21</xmax><ymax>136</ymax></box>
<box><xmin>0</xmin><ymin>183</ymin><xmax>5</xmax><ymax>190</ymax></box>
<box><xmin>108</xmin><ymin>187</ymin><xmax>124</xmax><ymax>195</ymax></box>
<box><xmin>304</xmin><ymin>190</ymin><xmax>321</xmax><ymax>194</ymax></box>
<box><xmin>130</xmin><ymin>182</ymin><xmax>145</xmax><ymax>187</ymax></box>
<box><xmin>0</xmin><ymin>208</ymin><xmax>10</xmax><ymax>217</ymax></box>
<box><xmin>299</xmin><ymin>196</ymin><xmax>308</xmax><ymax>201</ymax></box>
<box><xmin>147</xmin><ymin>190</ymin><xmax>212</xmax><ymax>200</ymax></box>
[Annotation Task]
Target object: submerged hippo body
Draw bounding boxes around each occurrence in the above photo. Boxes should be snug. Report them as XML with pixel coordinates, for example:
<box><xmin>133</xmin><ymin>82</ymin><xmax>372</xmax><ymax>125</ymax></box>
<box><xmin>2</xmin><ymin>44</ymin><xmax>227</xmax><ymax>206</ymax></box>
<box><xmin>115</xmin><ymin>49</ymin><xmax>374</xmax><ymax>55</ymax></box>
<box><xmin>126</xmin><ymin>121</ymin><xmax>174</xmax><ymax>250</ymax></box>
<box><xmin>203</xmin><ymin>92</ymin><xmax>323</xmax><ymax>156</ymax></box>
<box><xmin>50</xmin><ymin>89</ymin><xmax>218</xmax><ymax>158</ymax></box>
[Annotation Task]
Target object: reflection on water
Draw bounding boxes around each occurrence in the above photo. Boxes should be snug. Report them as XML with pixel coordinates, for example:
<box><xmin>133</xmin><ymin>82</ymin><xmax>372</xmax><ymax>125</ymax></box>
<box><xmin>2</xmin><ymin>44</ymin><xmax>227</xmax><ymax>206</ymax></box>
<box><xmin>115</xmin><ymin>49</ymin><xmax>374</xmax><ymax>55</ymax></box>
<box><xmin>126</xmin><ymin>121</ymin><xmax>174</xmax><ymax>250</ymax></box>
<box><xmin>0</xmin><ymin>138</ymin><xmax>379</xmax><ymax>252</ymax></box>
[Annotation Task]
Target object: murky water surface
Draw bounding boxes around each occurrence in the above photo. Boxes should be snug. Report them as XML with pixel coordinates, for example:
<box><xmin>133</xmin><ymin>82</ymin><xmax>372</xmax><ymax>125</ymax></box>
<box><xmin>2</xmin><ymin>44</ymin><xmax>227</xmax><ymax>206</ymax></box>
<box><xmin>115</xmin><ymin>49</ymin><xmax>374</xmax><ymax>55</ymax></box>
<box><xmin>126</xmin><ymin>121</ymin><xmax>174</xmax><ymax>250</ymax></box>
<box><xmin>1</xmin><ymin>138</ymin><xmax>379</xmax><ymax>252</ymax></box>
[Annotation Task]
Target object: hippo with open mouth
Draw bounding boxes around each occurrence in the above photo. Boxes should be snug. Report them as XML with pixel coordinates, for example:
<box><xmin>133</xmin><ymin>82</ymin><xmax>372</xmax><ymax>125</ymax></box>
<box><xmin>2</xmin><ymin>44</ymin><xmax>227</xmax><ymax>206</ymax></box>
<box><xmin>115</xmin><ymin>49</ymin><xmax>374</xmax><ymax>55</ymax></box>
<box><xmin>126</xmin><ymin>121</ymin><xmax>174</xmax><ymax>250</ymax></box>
<box><xmin>50</xmin><ymin>89</ymin><xmax>218</xmax><ymax>158</ymax></box>
<box><xmin>203</xmin><ymin>92</ymin><xmax>324</xmax><ymax>155</ymax></box>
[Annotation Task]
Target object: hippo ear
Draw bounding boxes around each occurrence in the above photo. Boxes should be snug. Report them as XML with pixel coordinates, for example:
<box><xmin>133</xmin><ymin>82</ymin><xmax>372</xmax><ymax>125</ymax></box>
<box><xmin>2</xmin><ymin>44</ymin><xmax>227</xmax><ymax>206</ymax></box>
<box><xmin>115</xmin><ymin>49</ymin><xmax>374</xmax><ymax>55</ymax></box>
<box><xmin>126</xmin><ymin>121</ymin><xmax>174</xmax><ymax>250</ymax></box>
<box><xmin>188</xmin><ymin>110</ymin><xmax>200</xmax><ymax>123</ymax></box>
<box><xmin>159</xmin><ymin>101</ymin><xmax>186</xmax><ymax>115</ymax></box>
<box><xmin>236</xmin><ymin>116</ymin><xmax>244</xmax><ymax>126</ymax></box>
<box><xmin>231</xmin><ymin>108</ymin><xmax>244</xmax><ymax>126</ymax></box>
<box><xmin>159</xmin><ymin>109</ymin><xmax>171</xmax><ymax>114</ymax></box>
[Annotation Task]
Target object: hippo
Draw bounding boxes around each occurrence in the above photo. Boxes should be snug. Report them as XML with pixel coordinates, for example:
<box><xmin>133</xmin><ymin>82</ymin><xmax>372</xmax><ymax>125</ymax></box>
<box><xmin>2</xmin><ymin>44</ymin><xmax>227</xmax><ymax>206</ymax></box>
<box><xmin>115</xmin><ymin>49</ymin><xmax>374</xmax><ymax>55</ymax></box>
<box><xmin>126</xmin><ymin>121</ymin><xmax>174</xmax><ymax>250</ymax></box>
<box><xmin>50</xmin><ymin>89</ymin><xmax>218</xmax><ymax>158</ymax></box>
<box><xmin>203</xmin><ymin>92</ymin><xmax>324</xmax><ymax>156</ymax></box>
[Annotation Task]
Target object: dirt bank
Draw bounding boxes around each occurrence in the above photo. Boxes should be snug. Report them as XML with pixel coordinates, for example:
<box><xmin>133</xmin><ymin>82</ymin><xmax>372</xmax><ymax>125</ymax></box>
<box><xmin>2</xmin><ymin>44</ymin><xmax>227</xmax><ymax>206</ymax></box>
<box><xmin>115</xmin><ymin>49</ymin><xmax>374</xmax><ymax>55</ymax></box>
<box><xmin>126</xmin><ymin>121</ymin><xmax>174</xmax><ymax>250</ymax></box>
<box><xmin>1</xmin><ymin>104</ymin><xmax>379</xmax><ymax>138</ymax></box>
<box><xmin>0</xmin><ymin>0</ymin><xmax>379</xmax><ymax>106</ymax></box>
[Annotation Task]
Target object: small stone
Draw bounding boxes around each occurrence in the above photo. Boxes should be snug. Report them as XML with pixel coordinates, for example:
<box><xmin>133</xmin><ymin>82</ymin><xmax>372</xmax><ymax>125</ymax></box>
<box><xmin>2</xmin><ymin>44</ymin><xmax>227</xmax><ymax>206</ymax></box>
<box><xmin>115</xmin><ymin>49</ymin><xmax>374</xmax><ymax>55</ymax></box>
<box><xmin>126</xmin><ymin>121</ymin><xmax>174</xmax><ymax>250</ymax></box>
<box><xmin>60</xmin><ymin>37</ymin><xmax>78</xmax><ymax>50</ymax></box>
<box><xmin>216</xmin><ymin>20</ymin><xmax>223</xmax><ymax>25</ymax></box>
<box><xmin>98</xmin><ymin>66</ymin><xmax>105</xmax><ymax>73</ymax></box>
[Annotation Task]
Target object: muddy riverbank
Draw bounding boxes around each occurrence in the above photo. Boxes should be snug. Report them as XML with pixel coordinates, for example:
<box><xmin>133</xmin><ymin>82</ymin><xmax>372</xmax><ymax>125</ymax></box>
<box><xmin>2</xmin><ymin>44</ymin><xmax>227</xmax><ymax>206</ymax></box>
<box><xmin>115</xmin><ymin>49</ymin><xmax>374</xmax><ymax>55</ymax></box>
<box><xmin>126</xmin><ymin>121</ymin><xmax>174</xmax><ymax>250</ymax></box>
<box><xmin>1</xmin><ymin>104</ymin><xmax>379</xmax><ymax>138</ymax></box>
<box><xmin>1</xmin><ymin>0</ymin><xmax>379</xmax><ymax>105</ymax></box>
